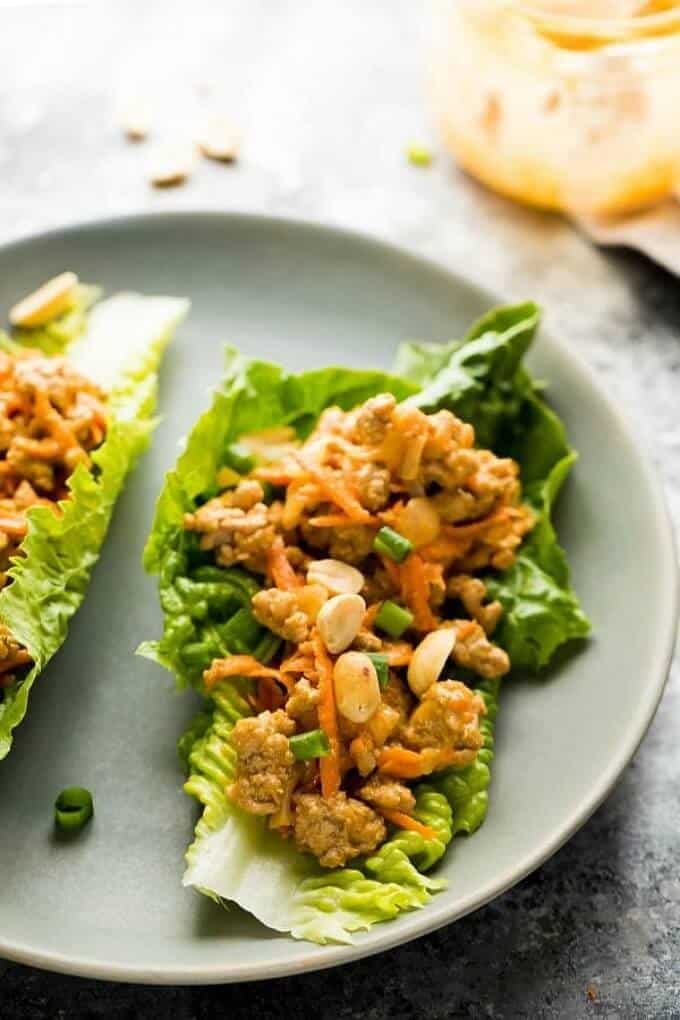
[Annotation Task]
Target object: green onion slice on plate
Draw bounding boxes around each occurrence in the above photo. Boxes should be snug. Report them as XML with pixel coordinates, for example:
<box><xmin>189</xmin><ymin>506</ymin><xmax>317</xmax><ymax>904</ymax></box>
<box><xmin>54</xmin><ymin>787</ymin><xmax>94</xmax><ymax>833</ymax></box>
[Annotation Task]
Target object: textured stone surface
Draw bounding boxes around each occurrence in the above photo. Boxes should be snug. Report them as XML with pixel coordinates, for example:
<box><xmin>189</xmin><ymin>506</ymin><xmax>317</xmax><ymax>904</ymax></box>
<box><xmin>0</xmin><ymin>1</ymin><xmax>679</xmax><ymax>1016</ymax></box>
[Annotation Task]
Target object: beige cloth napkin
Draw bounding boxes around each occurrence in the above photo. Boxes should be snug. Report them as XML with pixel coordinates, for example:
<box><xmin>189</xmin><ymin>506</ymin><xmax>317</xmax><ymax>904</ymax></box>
<box><xmin>577</xmin><ymin>199</ymin><xmax>680</xmax><ymax>275</ymax></box>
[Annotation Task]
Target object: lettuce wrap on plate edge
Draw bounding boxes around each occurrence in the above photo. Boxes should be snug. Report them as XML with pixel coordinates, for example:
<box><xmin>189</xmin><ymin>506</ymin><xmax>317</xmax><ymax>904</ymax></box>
<box><xmin>141</xmin><ymin>302</ymin><xmax>590</xmax><ymax>944</ymax></box>
<box><xmin>0</xmin><ymin>283</ymin><xmax>189</xmax><ymax>759</ymax></box>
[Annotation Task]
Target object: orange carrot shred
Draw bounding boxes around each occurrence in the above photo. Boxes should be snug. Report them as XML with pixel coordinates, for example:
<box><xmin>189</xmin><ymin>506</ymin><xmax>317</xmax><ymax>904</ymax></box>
<box><xmin>303</xmin><ymin>462</ymin><xmax>373</xmax><ymax>524</ymax></box>
<box><xmin>446</xmin><ymin>508</ymin><xmax>510</xmax><ymax>539</ymax></box>
<box><xmin>203</xmin><ymin>655</ymin><xmax>281</xmax><ymax>691</ymax></box>
<box><xmin>254</xmin><ymin>676</ymin><xmax>287</xmax><ymax>712</ymax></box>
<box><xmin>400</xmin><ymin>553</ymin><xmax>437</xmax><ymax>631</ymax></box>
<box><xmin>379</xmin><ymin>554</ymin><xmax>402</xmax><ymax>590</ymax></box>
<box><xmin>377</xmin><ymin>747</ymin><xmax>428</xmax><ymax>779</ymax></box>
<box><xmin>377</xmin><ymin>746</ymin><xmax>458</xmax><ymax>779</ymax></box>
<box><xmin>377</xmin><ymin>808</ymin><xmax>436</xmax><ymax>841</ymax></box>
<box><xmin>363</xmin><ymin>603</ymin><xmax>381</xmax><ymax>629</ymax></box>
<box><xmin>267</xmin><ymin>536</ymin><xmax>301</xmax><ymax>590</ymax></box>
<box><xmin>382</xmin><ymin>641</ymin><xmax>413</xmax><ymax>667</ymax></box>
<box><xmin>280</xmin><ymin>654</ymin><xmax>315</xmax><ymax>676</ymax></box>
<box><xmin>307</xmin><ymin>514</ymin><xmax>378</xmax><ymax>529</ymax></box>
<box><xmin>419</xmin><ymin>510</ymin><xmax>514</xmax><ymax>563</ymax></box>
<box><xmin>418</xmin><ymin>538</ymin><xmax>465</xmax><ymax>563</ymax></box>
<box><xmin>313</xmin><ymin>631</ymin><xmax>341</xmax><ymax>798</ymax></box>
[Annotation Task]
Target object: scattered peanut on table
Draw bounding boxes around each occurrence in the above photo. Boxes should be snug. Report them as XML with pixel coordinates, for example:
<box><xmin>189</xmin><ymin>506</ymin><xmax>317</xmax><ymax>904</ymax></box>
<box><xmin>197</xmin><ymin>119</ymin><xmax>238</xmax><ymax>162</ymax></box>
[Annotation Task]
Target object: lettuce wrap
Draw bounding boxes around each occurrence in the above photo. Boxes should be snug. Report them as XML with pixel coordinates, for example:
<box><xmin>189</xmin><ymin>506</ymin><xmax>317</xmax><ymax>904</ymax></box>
<box><xmin>0</xmin><ymin>287</ymin><xmax>189</xmax><ymax>758</ymax></box>
<box><xmin>143</xmin><ymin>302</ymin><xmax>589</xmax><ymax>943</ymax></box>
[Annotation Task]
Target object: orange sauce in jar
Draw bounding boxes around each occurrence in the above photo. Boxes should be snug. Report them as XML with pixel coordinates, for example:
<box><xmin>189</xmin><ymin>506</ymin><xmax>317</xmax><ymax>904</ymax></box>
<box><xmin>431</xmin><ymin>0</ymin><xmax>680</xmax><ymax>215</ymax></box>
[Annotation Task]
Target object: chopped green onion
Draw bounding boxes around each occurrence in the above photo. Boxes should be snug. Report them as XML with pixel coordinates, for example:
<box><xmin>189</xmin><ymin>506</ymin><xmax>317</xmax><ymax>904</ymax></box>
<box><xmin>375</xmin><ymin>600</ymin><xmax>414</xmax><ymax>638</ymax></box>
<box><xmin>54</xmin><ymin>787</ymin><xmax>93</xmax><ymax>833</ymax></box>
<box><xmin>366</xmin><ymin>652</ymin><xmax>390</xmax><ymax>689</ymax></box>
<box><xmin>222</xmin><ymin>442</ymin><xmax>256</xmax><ymax>475</ymax></box>
<box><xmin>406</xmin><ymin>143</ymin><xmax>433</xmax><ymax>168</ymax></box>
<box><xmin>373</xmin><ymin>526</ymin><xmax>413</xmax><ymax>564</ymax></box>
<box><xmin>290</xmin><ymin>729</ymin><xmax>330</xmax><ymax>761</ymax></box>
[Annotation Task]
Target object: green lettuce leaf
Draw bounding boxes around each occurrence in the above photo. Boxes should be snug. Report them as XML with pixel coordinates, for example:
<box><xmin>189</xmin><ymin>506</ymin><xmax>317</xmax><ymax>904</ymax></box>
<box><xmin>0</xmin><ymin>292</ymin><xmax>189</xmax><ymax>759</ymax></box>
<box><xmin>144</xmin><ymin>301</ymin><xmax>589</xmax><ymax>942</ymax></box>
<box><xmin>485</xmin><ymin>451</ymin><xmax>590</xmax><ymax>670</ymax></box>
<box><xmin>182</xmin><ymin>677</ymin><xmax>497</xmax><ymax>944</ymax></box>
<box><xmin>140</xmin><ymin>351</ymin><xmax>417</xmax><ymax>688</ymax></box>
<box><xmin>398</xmin><ymin>302</ymin><xmax>540</xmax><ymax>450</ymax></box>
<box><xmin>400</xmin><ymin>309</ymin><xmax>590</xmax><ymax>670</ymax></box>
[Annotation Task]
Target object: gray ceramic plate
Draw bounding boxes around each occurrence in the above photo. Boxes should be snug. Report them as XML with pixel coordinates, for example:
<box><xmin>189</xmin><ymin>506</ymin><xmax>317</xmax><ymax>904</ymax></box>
<box><xmin>0</xmin><ymin>212</ymin><xmax>675</xmax><ymax>985</ymax></box>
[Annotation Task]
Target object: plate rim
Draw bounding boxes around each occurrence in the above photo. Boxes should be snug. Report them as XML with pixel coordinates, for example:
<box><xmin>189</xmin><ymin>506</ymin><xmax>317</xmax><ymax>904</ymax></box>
<box><xmin>0</xmin><ymin>209</ymin><xmax>676</xmax><ymax>985</ymax></box>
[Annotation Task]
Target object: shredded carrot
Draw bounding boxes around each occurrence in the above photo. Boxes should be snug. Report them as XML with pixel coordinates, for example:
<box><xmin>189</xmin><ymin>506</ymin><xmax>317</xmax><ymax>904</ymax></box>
<box><xmin>302</xmin><ymin>461</ymin><xmax>373</xmax><ymax>523</ymax></box>
<box><xmin>363</xmin><ymin>602</ymin><xmax>381</xmax><ymax>629</ymax></box>
<box><xmin>377</xmin><ymin>499</ymin><xmax>404</xmax><ymax>526</ymax></box>
<box><xmin>383</xmin><ymin>641</ymin><xmax>413</xmax><ymax>667</ymax></box>
<box><xmin>377</xmin><ymin>747</ymin><xmax>428</xmax><ymax>779</ymax></box>
<box><xmin>281</xmin><ymin>477</ymin><xmax>321</xmax><ymax>530</ymax></box>
<box><xmin>378</xmin><ymin>746</ymin><xmax>456</xmax><ymax>778</ymax></box>
<box><xmin>266</xmin><ymin>536</ymin><xmax>301</xmax><ymax>590</ymax></box>
<box><xmin>280</xmin><ymin>653</ymin><xmax>315</xmax><ymax>675</ymax></box>
<box><xmin>253</xmin><ymin>676</ymin><xmax>287</xmax><ymax>712</ymax></box>
<box><xmin>274</xmin><ymin>670</ymin><xmax>295</xmax><ymax>693</ymax></box>
<box><xmin>419</xmin><ymin>510</ymin><xmax>515</xmax><ymax>563</ymax></box>
<box><xmin>378</xmin><ymin>808</ymin><xmax>436</xmax><ymax>841</ymax></box>
<box><xmin>379</xmin><ymin>553</ymin><xmax>402</xmax><ymax>590</ymax></box>
<box><xmin>203</xmin><ymin>655</ymin><xmax>281</xmax><ymax>691</ymax></box>
<box><xmin>313</xmin><ymin>630</ymin><xmax>341</xmax><ymax>798</ymax></box>
<box><xmin>307</xmin><ymin>514</ymin><xmax>377</xmax><ymax>529</ymax></box>
<box><xmin>400</xmin><ymin>553</ymin><xmax>437</xmax><ymax>631</ymax></box>
<box><xmin>446</xmin><ymin>508</ymin><xmax>510</xmax><ymax>539</ymax></box>
<box><xmin>418</xmin><ymin>538</ymin><xmax>465</xmax><ymax>563</ymax></box>
<box><xmin>423</xmin><ymin>561</ymin><xmax>444</xmax><ymax>588</ymax></box>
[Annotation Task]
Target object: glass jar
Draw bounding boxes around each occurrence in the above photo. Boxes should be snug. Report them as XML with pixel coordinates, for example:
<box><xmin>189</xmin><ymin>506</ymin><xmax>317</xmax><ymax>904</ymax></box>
<box><xmin>431</xmin><ymin>1</ymin><xmax>680</xmax><ymax>215</ymax></box>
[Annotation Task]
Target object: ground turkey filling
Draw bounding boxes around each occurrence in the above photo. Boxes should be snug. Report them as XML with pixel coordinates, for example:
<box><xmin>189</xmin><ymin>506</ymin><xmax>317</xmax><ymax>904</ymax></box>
<box><xmin>185</xmin><ymin>393</ymin><xmax>534</xmax><ymax>868</ymax></box>
<box><xmin>0</xmin><ymin>349</ymin><xmax>107</xmax><ymax>685</ymax></box>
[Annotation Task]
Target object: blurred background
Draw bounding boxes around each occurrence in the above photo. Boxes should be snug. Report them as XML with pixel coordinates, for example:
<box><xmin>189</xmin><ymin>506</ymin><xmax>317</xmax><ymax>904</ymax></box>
<box><xmin>3</xmin><ymin>0</ymin><xmax>678</xmax><ymax>503</ymax></box>
<box><xmin>1</xmin><ymin>0</ymin><xmax>679</xmax><ymax>1016</ymax></box>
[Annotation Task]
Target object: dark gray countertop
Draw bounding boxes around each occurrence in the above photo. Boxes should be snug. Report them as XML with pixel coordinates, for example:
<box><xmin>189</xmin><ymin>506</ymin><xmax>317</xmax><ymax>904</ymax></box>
<box><xmin>1</xmin><ymin>1</ymin><xmax>679</xmax><ymax>1015</ymax></box>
